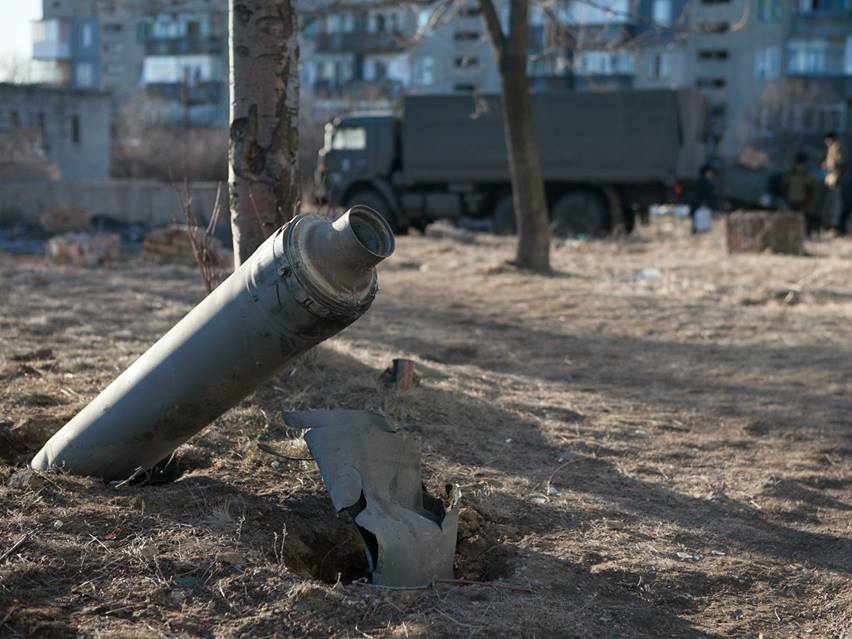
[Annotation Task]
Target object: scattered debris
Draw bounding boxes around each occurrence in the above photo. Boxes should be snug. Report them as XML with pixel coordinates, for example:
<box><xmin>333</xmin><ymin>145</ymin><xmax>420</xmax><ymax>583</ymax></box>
<box><xmin>7</xmin><ymin>469</ymin><xmax>44</xmax><ymax>490</ymax></box>
<box><xmin>676</xmin><ymin>552</ymin><xmax>701</xmax><ymax>561</ymax></box>
<box><xmin>379</xmin><ymin>358</ymin><xmax>420</xmax><ymax>391</ymax></box>
<box><xmin>424</xmin><ymin>221</ymin><xmax>476</xmax><ymax>244</ymax></box>
<box><xmin>284</xmin><ymin>410</ymin><xmax>461</xmax><ymax>588</ymax></box>
<box><xmin>627</xmin><ymin>268</ymin><xmax>662</xmax><ymax>283</ymax></box>
<box><xmin>737</xmin><ymin>146</ymin><xmax>772</xmax><ymax>170</ymax></box>
<box><xmin>421</xmin><ymin>343</ymin><xmax>478</xmax><ymax>364</ymax></box>
<box><xmin>140</xmin><ymin>225</ymin><xmax>227</xmax><ymax>267</ymax></box>
<box><xmin>47</xmin><ymin>232</ymin><xmax>120</xmax><ymax>267</ymax></box>
<box><xmin>726</xmin><ymin>211</ymin><xmax>805</xmax><ymax>255</ymax></box>
<box><xmin>0</xmin><ymin>533</ymin><xmax>31</xmax><ymax>563</ymax></box>
<box><xmin>11</xmin><ymin>347</ymin><xmax>54</xmax><ymax>362</ymax></box>
<box><xmin>38</xmin><ymin>207</ymin><xmax>91</xmax><ymax>233</ymax></box>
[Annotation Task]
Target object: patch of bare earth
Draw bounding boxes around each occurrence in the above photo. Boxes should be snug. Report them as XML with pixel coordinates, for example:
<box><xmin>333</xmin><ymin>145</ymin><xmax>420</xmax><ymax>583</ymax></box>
<box><xmin>1</xmin><ymin>218</ymin><xmax>851</xmax><ymax>638</ymax></box>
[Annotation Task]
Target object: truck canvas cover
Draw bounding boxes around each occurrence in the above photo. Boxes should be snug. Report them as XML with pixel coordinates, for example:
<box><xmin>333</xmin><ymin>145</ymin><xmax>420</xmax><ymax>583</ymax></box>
<box><xmin>401</xmin><ymin>89</ymin><xmax>705</xmax><ymax>185</ymax></box>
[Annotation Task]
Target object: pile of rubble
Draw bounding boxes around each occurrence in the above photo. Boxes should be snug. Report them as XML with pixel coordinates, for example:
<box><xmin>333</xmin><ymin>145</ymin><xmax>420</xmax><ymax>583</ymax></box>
<box><xmin>38</xmin><ymin>207</ymin><xmax>91</xmax><ymax>234</ymax></box>
<box><xmin>47</xmin><ymin>233</ymin><xmax>120</xmax><ymax>267</ymax></box>
<box><xmin>140</xmin><ymin>225</ymin><xmax>227</xmax><ymax>267</ymax></box>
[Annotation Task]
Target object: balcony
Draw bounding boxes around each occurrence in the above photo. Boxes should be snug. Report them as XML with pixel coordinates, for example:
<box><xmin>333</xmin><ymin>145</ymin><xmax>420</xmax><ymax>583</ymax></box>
<box><xmin>31</xmin><ymin>19</ymin><xmax>71</xmax><ymax>60</ymax></box>
<box><xmin>314</xmin><ymin>30</ymin><xmax>408</xmax><ymax>55</ymax></box>
<box><xmin>144</xmin><ymin>36</ymin><xmax>226</xmax><ymax>57</ymax></box>
<box><xmin>791</xmin><ymin>4</ymin><xmax>852</xmax><ymax>37</ymax></box>
<box><xmin>786</xmin><ymin>43</ymin><xmax>849</xmax><ymax>76</ymax></box>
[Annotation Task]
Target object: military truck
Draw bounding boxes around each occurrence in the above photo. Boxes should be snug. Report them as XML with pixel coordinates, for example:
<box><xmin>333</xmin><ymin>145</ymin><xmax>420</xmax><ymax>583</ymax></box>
<box><xmin>315</xmin><ymin>89</ymin><xmax>707</xmax><ymax>236</ymax></box>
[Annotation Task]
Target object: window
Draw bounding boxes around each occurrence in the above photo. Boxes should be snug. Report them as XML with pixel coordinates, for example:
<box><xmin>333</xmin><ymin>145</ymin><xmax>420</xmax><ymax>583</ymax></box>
<box><xmin>454</xmin><ymin>31</ymin><xmax>480</xmax><ymax>41</ymax></box>
<box><xmin>331</xmin><ymin>126</ymin><xmax>366</xmax><ymax>150</ymax></box>
<box><xmin>576</xmin><ymin>50</ymin><xmax>634</xmax><ymax>75</ymax></box>
<box><xmin>758</xmin><ymin>0</ymin><xmax>782</xmax><ymax>21</ymax></box>
<box><xmin>846</xmin><ymin>35</ymin><xmax>852</xmax><ymax>74</ymax></box>
<box><xmin>417</xmin><ymin>9</ymin><xmax>432</xmax><ymax>29</ymax></box>
<box><xmin>81</xmin><ymin>23</ymin><xmax>93</xmax><ymax>47</ymax></box>
<box><xmin>454</xmin><ymin>55</ymin><xmax>480</xmax><ymax>68</ymax></box>
<box><xmin>325</xmin><ymin>12</ymin><xmax>354</xmax><ymax>33</ymax></box>
<box><xmin>9</xmin><ymin>111</ymin><xmax>19</xmax><ymax>128</ymax></box>
<box><xmin>797</xmin><ymin>0</ymin><xmax>832</xmax><ymax>11</ymax></box>
<box><xmin>653</xmin><ymin>0</ymin><xmax>672</xmax><ymax>26</ymax></box>
<box><xmin>104</xmin><ymin>63</ymin><xmax>125</xmax><ymax>75</ymax></box>
<box><xmin>760</xmin><ymin>102</ymin><xmax>847</xmax><ymax>133</ymax></box>
<box><xmin>33</xmin><ymin>19</ymin><xmax>70</xmax><ymax>45</ymax></box>
<box><xmin>755</xmin><ymin>46</ymin><xmax>780</xmax><ymax>79</ymax></box>
<box><xmin>696</xmin><ymin>77</ymin><xmax>727</xmax><ymax>88</ymax></box>
<box><xmin>700</xmin><ymin>0</ymin><xmax>730</xmax><ymax>4</ymax></box>
<box><xmin>104</xmin><ymin>41</ymin><xmax>124</xmax><ymax>53</ymax></box>
<box><xmin>414</xmin><ymin>56</ymin><xmax>435</xmax><ymax>85</ymax></box>
<box><xmin>453</xmin><ymin>83</ymin><xmax>476</xmax><ymax>92</ymax></box>
<box><xmin>529</xmin><ymin>4</ymin><xmax>545</xmax><ymax>25</ymax></box>
<box><xmin>699</xmin><ymin>21</ymin><xmax>730</xmax><ymax>33</ymax></box>
<box><xmin>366</xmin><ymin>59</ymin><xmax>388</xmax><ymax>81</ymax></box>
<box><xmin>568</xmin><ymin>0</ymin><xmax>629</xmax><ymax>24</ymax></box>
<box><xmin>71</xmin><ymin>115</ymin><xmax>80</xmax><ymax>144</ymax></box>
<box><xmin>76</xmin><ymin>62</ymin><xmax>94</xmax><ymax>87</ymax></box>
<box><xmin>698</xmin><ymin>49</ymin><xmax>729</xmax><ymax>60</ymax></box>
<box><xmin>787</xmin><ymin>39</ymin><xmax>829</xmax><ymax>73</ymax></box>
<box><xmin>103</xmin><ymin>23</ymin><xmax>123</xmax><ymax>33</ymax></box>
<box><xmin>649</xmin><ymin>52</ymin><xmax>670</xmax><ymax>79</ymax></box>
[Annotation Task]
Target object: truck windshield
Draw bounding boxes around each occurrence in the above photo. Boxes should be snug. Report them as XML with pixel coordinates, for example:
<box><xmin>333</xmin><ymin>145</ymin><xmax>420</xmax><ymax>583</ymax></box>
<box><xmin>331</xmin><ymin>126</ymin><xmax>366</xmax><ymax>150</ymax></box>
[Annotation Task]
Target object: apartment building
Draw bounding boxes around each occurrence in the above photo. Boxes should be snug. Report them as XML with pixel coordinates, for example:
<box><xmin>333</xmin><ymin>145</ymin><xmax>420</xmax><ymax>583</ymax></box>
<box><xmin>32</xmin><ymin>0</ymin><xmax>101</xmax><ymax>89</ymax></box>
<box><xmin>139</xmin><ymin>0</ymin><xmax>229</xmax><ymax>126</ymax></box>
<box><xmin>301</xmin><ymin>5</ymin><xmax>420</xmax><ymax>100</ymax></box>
<box><xmin>31</xmin><ymin>0</ymin><xmax>228</xmax><ymax>130</ymax></box>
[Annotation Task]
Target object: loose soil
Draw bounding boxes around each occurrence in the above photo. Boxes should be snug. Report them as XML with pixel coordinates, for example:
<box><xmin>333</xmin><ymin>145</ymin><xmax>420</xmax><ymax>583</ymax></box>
<box><xmin>1</xmin><ymin>218</ymin><xmax>851</xmax><ymax>638</ymax></box>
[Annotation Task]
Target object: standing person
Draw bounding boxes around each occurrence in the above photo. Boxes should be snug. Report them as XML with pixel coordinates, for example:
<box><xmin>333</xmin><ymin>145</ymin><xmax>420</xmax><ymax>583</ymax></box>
<box><xmin>822</xmin><ymin>132</ymin><xmax>847</xmax><ymax>233</ymax></box>
<box><xmin>690</xmin><ymin>164</ymin><xmax>717</xmax><ymax>234</ymax></box>
<box><xmin>784</xmin><ymin>152</ymin><xmax>817</xmax><ymax>235</ymax></box>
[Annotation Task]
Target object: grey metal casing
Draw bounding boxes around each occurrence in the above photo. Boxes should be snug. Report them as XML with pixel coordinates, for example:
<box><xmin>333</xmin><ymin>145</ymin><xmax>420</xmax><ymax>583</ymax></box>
<box><xmin>31</xmin><ymin>209</ymin><xmax>394</xmax><ymax>480</ymax></box>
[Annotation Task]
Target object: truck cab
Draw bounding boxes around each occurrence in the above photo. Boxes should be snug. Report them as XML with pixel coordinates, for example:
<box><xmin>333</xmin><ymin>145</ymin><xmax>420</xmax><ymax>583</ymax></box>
<box><xmin>315</xmin><ymin>113</ymin><xmax>404</xmax><ymax>229</ymax></box>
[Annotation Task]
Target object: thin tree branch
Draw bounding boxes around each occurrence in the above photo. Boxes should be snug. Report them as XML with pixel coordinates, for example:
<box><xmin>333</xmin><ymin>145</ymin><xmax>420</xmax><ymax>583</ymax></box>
<box><xmin>479</xmin><ymin>0</ymin><xmax>506</xmax><ymax>59</ymax></box>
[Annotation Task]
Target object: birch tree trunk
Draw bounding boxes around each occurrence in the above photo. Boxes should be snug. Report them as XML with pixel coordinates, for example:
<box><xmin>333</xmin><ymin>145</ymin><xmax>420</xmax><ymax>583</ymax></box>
<box><xmin>229</xmin><ymin>0</ymin><xmax>300</xmax><ymax>267</ymax></box>
<box><xmin>481</xmin><ymin>0</ymin><xmax>551</xmax><ymax>273</ymax></box>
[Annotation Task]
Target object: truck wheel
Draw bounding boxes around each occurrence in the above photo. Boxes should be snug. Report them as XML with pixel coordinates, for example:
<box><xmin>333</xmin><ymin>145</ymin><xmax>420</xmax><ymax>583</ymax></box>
<box><xmin>550</xmin><ymin>191</ymin><xmax>609</xmax><ymax>238</ymax></box>
<box><xmin>492</xmin><ymin>196</ymin><xmax>516</xmax><ymax>235</ymax></box>
<box><xmin>345</xmin><ymin>190</ymin><xmax>402</xmax><ymax>234</ymax></box>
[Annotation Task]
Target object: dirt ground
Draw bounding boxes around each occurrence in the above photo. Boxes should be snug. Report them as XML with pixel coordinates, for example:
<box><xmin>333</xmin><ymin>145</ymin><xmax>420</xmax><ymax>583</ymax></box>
<box><xmin>2</xmin><ymin>217</ymin><xmax>852</xmax><ymax>638</ymax></box>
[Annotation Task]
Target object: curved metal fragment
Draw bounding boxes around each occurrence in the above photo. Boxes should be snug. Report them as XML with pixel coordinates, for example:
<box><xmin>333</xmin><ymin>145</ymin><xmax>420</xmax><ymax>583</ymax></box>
<box><xmin>284</xmin><ymin>410</ymin><xmax>461</xmax><ymax>587</ymax></box>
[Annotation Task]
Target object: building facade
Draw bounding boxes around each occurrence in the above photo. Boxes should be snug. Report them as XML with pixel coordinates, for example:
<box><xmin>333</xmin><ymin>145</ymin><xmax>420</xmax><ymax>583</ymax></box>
<box><xmin>32</xmin><ymin>0</ymin><xmax>228</xmax><ymax>130</ymax></box>
<box><xmin>0</xmin><ymin>83</ymin><xmax>110</xmax><ymax>181</ymax></box>
<box><xmin>138</xmin><ymin>0</ymin><xmax>228</xmax><ymax>127</ymax></box>
<box><xmin>299</xmin><ymin>0</ymin><xmax>852</xmax><ymax>160</ymax></box>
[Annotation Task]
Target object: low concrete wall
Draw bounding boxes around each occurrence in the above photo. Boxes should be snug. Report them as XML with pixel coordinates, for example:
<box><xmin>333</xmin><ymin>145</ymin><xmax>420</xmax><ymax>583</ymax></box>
<box><xmin>0</xmin><ymin>180</ymin><xmax>224</xmax><ymax>227</ymax></box>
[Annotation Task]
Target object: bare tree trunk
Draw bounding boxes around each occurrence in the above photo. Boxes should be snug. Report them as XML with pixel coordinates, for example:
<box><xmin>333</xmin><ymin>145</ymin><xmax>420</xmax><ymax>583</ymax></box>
<box><xmin>481</xmin><ymin>0</ymin><xmax>550</xmax><ymax>273</ymax></box>
<box><xmin>229</xmin><ymin>0</ymin><xmax>300</xmax><ymax>267</ymax></box>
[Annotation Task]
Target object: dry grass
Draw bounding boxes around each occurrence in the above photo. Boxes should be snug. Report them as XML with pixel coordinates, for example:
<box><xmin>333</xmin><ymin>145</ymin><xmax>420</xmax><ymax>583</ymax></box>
<box><xmin>1</xmin><ymin>218</ymin><xmax>852</xmax><ymax>637</ymax></box>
